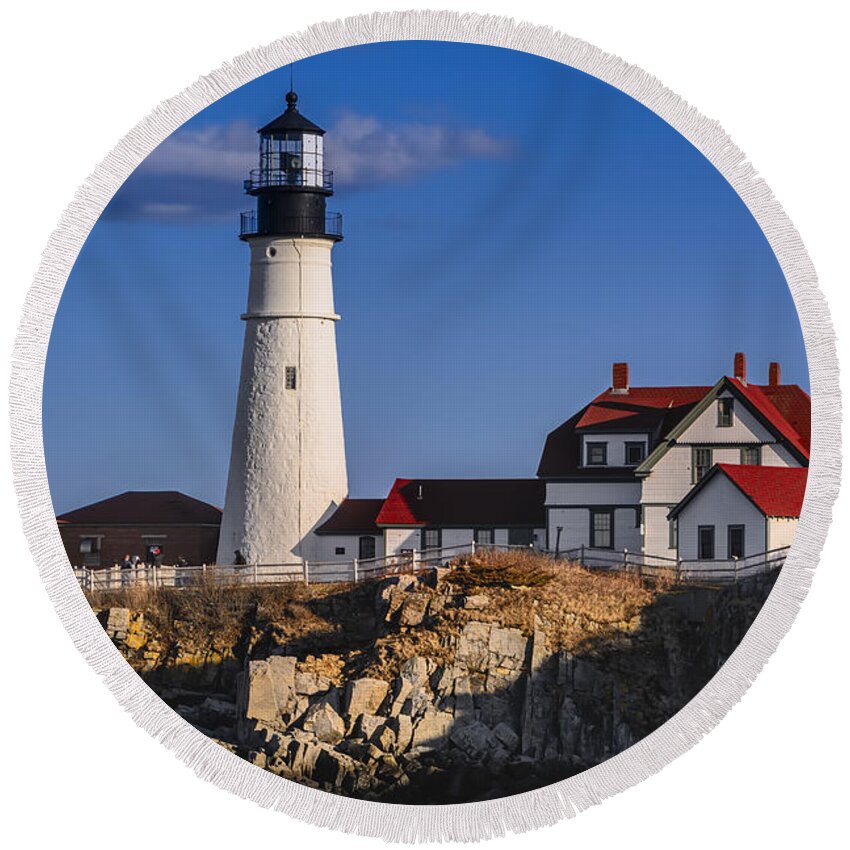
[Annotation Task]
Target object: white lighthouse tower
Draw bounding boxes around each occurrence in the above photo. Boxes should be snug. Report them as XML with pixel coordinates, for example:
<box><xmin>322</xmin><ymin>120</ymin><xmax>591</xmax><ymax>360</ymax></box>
<box><xmin>217</xmin><ymin>90</ymin><xmax>348</xmax><ymax>566</ymax></box>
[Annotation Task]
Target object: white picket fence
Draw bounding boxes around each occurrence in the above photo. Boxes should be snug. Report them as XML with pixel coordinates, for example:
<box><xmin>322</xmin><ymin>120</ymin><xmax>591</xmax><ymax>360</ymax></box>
<box><xmin>74</xmin><ymin>540</ymin><xmax>788</xmax><ymax>593</ymax></box>
<box><xmin>73</xmin><ymin>541</ymin><xmax>529</xmax><ymax>592</ymax></box>
<box><xmin>553</xmin><ymin>544</ymin><xmax>789</xmax><ymax>584</ymax></box>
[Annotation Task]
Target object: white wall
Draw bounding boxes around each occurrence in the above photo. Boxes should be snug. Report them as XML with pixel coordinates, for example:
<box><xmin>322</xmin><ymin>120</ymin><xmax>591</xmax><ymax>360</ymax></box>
<box><xmin>218</xmin><ymin>236</ymin><xmax>348</xmax><ymax>566</ymax></box>
<box><xmin>643</xmin><ymin>504</ymin><xmax>677</xmax><ymax>556</ymax></box>
<box><xmin>767</xmin><ymin>517</ymin><xmax>799</xmax><ymax>551</ymax></box>
<box><xmin>547</xmin><ymin>507</ymin><xmax>641</xmax><ymax>553</ymax></box>
<box><xmin>546</xmin><ymin>481</ymin><xmax>641</xmax><ymax>505</ymax></box>
<box><xmin>680</xmin><ymin>389</ymin><xmax>775</xmax><ymax>444</ymax></box>
<box><xmin>676</xmin><ymin>473</ymin><xmax>766</xmax><ymax>561</ymax></box>
<box><xmin>314</xmin><ymin>533</ymin><xmax>385</xmax><ymax>562</ymax></box>
<box><xmin>383</xmin><ymin>527</ymin><xmax>546</xmax><ymax>556</ymax></box>
<box><xmin>384</xmin><ymin>527</ymin><xmax>421</xmax><ymax>554</ymax></box>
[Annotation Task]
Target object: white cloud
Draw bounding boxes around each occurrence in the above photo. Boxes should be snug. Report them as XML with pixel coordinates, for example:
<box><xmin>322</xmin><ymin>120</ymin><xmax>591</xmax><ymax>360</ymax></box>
<box><xmin>139</xmin><ymin>114</ymin><xmax>513</xmax><ymax>188</ymax></box>
<box><xmin>140</xmin><ymin>202</ymin><xmax>197</xmax><ymax>217</ymax></box>
<box><xmin>140</xmin><ymin>121</ymin><xmax>258</xmax><ymax>181</ymax></box>
<box><xmin>327</xmin><ymin>112</ymin><xmax>513</xmax><ymax>186</ymax></box>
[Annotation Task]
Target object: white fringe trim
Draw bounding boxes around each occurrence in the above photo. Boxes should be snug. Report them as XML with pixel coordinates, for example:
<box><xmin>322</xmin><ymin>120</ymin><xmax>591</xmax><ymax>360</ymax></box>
<box><xmin>8</xmin><ymin>10</ymin><xmax>841</xmax><ymax>843</ymax></box>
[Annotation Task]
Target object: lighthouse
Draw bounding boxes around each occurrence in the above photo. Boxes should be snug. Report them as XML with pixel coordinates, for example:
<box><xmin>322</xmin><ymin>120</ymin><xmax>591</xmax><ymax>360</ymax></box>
<box><xmin>217</xmin><ymin>90</ymin><xmax>348</xmax><ymax>566</ymax></box>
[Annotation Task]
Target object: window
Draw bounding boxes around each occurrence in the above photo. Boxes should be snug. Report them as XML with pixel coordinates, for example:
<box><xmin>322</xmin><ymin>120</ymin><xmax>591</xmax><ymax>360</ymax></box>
<box><xmin>358</xmin><ymin>536</ymin><xmax>376</xmax><ymax>560</ymax></box>
<box><xmin>586</xmin><ymin>442</ymin><xmax>608</xmax><ymax>466</ymax></box>
<box><xmin>717</xmin><ymin>397</ymin><xmax>734</xmax><ymax>427</ymax></box>
<box><xmin>728</xmin><ymin>525</ymin><xmax>745</xmax><ymax>559</ymax></box>
<box><xmin>79</xmin><ymin>536</ymin><xmax>102</xmax><ymax>567</ymax></box>
<box><xmin>692</xmin><ymin>447</ymin><xmax>713</xmax><ymax>483</ymax></box>
<box><xmin>740</xmin><ymin>445</ymin><xmax>762</xmax><ymax>465</ymax></box>
<box><xmin>79</xmin><ymin>537</ymin><xmax>100</xmax><ymax>554</ymax></box>
<box><xmin>590</xmin><ymin>510</ymin><xmax>614</xmax><ymax>549</ymax></box>
<box><xmin>474</xmin><ymin>528</ymin><xmax>494</xmax><ymax>545</ymax></box>
<box><xmin>625</xmin><ymin>441</ymin><xmax>646</xmax><ymax>466</ymax></box>
<box><xmin>285</xmin><ymin>366</ymin><xmax>297</xmax><ymax>390</ymax></box>
<box><xmin>635</xmin><ymin>506</ymin><xmax>642</xmax><ymax>528</ymax></box>
<box><xmin>698</xmin><ymin>525</ymin><xmax>715</xmax><ymax>560</ymax></box>
<box><xmin>668</xmin><ymin>517</ymin><xmax>678</xmax><ymax>550</ymax></box>
<box><xmin>335</xmin><ymin>546</ymin><xmax>346</xmax><ymax>556</ymax></box>
<box><xmin>422</xmin><ymin>528</ymin><xmax>441</xmax><ymax>552</ymax></box>
<box><xmin>508</xmin><ymin>527</ymin><xmax>534</xmax><ymax>546</ymax></box>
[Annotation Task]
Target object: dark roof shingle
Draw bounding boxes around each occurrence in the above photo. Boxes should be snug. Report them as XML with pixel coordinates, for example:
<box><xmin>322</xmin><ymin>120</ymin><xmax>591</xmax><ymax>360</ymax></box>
<box><xmin>56</xmin><ymin>491</ymin><xmax>222</xmax><ymax>525</ymax></box>
<box><xmin>376</xmin><ymin>479</ymin><xmax>545</xmax><ymax>527</ymax></box>
<box><xmin>314</xmin><ymin>499</ymin><xmax>384</xmax><ymax>535</ymax></box>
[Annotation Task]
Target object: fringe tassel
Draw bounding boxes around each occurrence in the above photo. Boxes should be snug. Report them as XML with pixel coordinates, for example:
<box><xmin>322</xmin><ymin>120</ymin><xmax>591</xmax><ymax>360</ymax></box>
<box><xmin>8</xmin><ymin>10</ymin><xmax>840</xmax><ymax>843</ymax></box>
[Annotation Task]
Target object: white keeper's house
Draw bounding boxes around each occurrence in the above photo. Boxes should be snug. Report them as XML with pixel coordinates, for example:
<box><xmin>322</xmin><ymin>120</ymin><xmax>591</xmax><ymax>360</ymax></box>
<box><xmin>315</xmin><ymin>352</ymin><xmax>809</xmax><ymax>568</ymax></box>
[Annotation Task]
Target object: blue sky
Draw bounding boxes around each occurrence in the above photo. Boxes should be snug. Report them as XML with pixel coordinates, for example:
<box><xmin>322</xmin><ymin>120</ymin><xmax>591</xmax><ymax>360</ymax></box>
<box><xmin>44</xmin><ymin>41</ymin><xmax>807</xmax><ymax>514</ymax></box>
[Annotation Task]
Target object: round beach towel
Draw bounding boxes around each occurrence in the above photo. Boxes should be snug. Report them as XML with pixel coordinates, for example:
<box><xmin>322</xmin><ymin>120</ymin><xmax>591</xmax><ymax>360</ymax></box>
<box><xmin>9</xmin><ymin>11</ymin><xmax>839</xmax><ymax>842</ymax></box>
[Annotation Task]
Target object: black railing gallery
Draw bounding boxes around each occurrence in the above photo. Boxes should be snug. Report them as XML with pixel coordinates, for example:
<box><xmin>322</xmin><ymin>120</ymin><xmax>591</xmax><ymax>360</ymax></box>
<box><xmin>243</xmin><ymin>167</ymin><xmax>334</xmax><ymax>192</ymax></box>
<box><xmin>239</xmin><ymin>210</ymin><xmax>343</xmax><ymax>239</ymax></box>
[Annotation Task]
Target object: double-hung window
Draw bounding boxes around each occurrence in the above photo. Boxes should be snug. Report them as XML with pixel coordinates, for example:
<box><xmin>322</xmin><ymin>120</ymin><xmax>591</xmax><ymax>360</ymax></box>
<box><xmin>692</xmin><ymin>447</ymin><xmax>713</xmax><ymax>483</ymax></box>
<box><xmin>586</xmin><ymin>442</ymin><xmax>608</xmax><ymax>466</ymax></box>
<box><xmin>590</xmin><ymin>509</ymin><xmax>614</xmax><ymax>549</ymax></box>
<box><xmin>727</xmin><ymin>525</ymin><xmax>745</xmax><ymax>559</ymax></box>
<box><xmin>717</xmin><ymin>397</ymin><xmax>734</xmax><ymax>427</ymax></box>
<box><xmin>740</xmin><ymin>445</ymin><xmax>762</xmax><ymax>465</ymax></box>
<box><xmin>474</xmin><ymin>528</ymin><xmax>494</xmax><ymax>545</ymax></box>
<box><xmin>422</xmin><ymin>528</ymin><xmax>441</xmax><ymax>552</ymax></box>
<box><xmin>668</xmin><ymin>517</ymin><xmax>678</xmax><ymax>550</ymax></box>
<box><xmin>625</xmin><ymin>441</ymin><xmax>646</xmax><ymax>466</ymax></box>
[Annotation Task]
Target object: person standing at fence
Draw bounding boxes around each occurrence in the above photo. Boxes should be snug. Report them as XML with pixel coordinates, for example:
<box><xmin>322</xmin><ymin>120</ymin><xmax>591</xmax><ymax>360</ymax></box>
<box><xmin>121</xmin><ymin>554</ymin><xmax>133</xmax><ymax>587</ymax></box>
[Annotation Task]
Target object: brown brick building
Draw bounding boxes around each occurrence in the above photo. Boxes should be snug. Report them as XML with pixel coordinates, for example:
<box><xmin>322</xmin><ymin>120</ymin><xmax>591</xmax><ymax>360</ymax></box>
<box><xmin>56</xmin><ymin>491</ymin><xmax>222</xmax><ymax>568</ymax></box>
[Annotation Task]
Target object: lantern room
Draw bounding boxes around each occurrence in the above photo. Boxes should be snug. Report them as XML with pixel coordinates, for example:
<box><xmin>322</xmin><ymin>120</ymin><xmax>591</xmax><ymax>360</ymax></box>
<box><xmin>240</xmin><ymin>90</ymin><xmax>341</xmax><ymax>241</ymax></box>
<box><xmin>244</xmin><ymin>91</ymin><xmax>332</xmax><ymax>193</ymax></box>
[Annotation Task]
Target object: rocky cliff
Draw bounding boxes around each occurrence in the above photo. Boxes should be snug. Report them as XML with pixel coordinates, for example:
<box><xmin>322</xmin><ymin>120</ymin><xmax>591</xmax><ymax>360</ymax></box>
<box><xmin>97</xmin><ymin>554</ymin><xmax>776</xmax><ymax>803</ymax></box>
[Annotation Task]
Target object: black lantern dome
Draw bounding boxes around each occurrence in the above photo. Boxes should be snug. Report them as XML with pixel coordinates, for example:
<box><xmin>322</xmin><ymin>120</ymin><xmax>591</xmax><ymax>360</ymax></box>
<box><xmin>239</xmin><ymin>91</ymin><xmax>342</xmax><ymax>241</ymax></box>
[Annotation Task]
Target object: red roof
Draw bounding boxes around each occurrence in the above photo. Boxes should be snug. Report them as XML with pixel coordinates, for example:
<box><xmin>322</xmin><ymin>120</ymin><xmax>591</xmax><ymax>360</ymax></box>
<box><xmin>715</xmin><ymin>464</ymin><xmax>808</xmax><ymax>517</ymax></box>
<box><xmin>539</xmin><ymin>376</ymin><xmax>811</xmax><ymax>478</ymax></box>
<box><xmin>56</xmin><ymin>491</ymin><xmax>222</xmax><ymax>525</ymax></box>
<box><xmin>376</xmin><ymin>479</ymin><xmax>545</xmax><ymax>527</ymax></box>
<box><xmin>575</xmin><ymin>386</ymin><xmax>711</xmax><ymax>430</ymax></box>
<box><xmin>314</xmin><ymin>499</ymin><xmax>384</xmax><ymax>535</ymax></box>
<box><xmin>742</xmin><ymin>382</ymin><xmax>811</xmax><ymax>457</ymax></box>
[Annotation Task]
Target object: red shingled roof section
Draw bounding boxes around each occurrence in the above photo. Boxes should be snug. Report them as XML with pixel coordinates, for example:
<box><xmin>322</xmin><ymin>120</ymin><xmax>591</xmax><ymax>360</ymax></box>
<box><xmin>56</xmin><ymin>491</ymin><xmax>222</xmax><ymax>525</ymax></box>
<box><xmin>753</xmin><ymin>383</ymin><xmax>811</xmax><ymax>455</ymax></box>
<box><xmin>717</xmin><ymin>464</ymin><xmax>808</xmax><ymax>517</ymax></box>
<box><xmin>575</xmin><ymin>386</ymin><xmax>710</xmax><ymax>429</ymax></box>
<box><xmin>314</xmin><ymin>499</ymin><xmax>384</xmax><ymax>535</ymax></box>
<box><xmin>730</xmin><ymin>380</ymin><xmax>810</xmax><ymax>460</ymax></box>
<box><xmin>376</xmin><ymin>479</ymin><xmax>545</xmax><ymax>527</ymax></box>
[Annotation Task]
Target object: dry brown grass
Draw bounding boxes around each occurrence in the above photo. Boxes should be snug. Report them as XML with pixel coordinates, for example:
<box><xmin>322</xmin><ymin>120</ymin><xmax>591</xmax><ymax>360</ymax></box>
<box><xmin>447</xmin><ymin>548</ymin><xmax>554</xmax><ymax>590</ymax></box>
<box><xmin>88</xmin><ymin>575</ymin><xmax>345</xmax><ymax>651</ymax></box>
<box><xmin>89</xmin><ymin>550</ymin><xmax>661</xmax><ymax>672</ymax></box>
<box><xmin>442</xmin><ymin>549</ymin><xmax>657</xmax><ymax>654</ymax></box>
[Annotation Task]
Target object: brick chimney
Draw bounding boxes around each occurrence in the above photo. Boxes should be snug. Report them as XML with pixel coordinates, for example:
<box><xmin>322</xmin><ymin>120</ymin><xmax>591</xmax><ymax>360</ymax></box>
<box><xmin>612</xmin><ymin>362</ymin><xmax>629</xmax><ymax>394</ymax></box>
<box><xmin>733</xmin><ymin>352</ymin><xmax>747</xmax><ymax>384</ymax></box>
<box><xmin>769</xmin><ymin>361</ymin><xmax>781</xmax><ymax>386</ymax></box>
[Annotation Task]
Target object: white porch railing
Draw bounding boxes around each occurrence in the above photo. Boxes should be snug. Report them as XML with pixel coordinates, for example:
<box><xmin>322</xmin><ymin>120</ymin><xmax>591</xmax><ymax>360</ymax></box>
<box><xmin>552</xmin><ymin>544</ymin><xmax>789</xmax><ymax>584</ymax></box>
<box><xmin>73</xmin><ymin>540</ymin><xmax>788</xmax><ymax>592</ymax></box>
<box><xmin>72</xmin><ymin>541</ymin><xmax>533</xmax><ymax>592</ymax></box>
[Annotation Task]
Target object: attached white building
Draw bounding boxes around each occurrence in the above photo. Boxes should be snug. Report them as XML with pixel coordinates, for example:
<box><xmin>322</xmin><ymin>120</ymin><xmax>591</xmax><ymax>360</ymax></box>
<box><xmin>276</xmin><ymin>353</ymin><xmax>809</xmax><ymax>573</ymax></box>
<box><xmin>316</xmin><ymin>479</ymin><xmax>545</xmax><ymax>561</ymax></box>
<box><xmin>668</xmin><ymin>463</ymin><xmax>807</xmax><ymax>566</ymax></box>
<box><xmin>537</xmin><ymin>355</ymin><xmax>809</xmax><ymax>560</ymax></box>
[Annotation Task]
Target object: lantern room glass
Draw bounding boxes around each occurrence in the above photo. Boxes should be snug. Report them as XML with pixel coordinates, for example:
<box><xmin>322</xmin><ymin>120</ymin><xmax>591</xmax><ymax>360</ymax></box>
<box><xmin>259</xmin><ymin>131</ymin><xmax>324</xmax><ymax>188</ymax></box>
